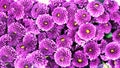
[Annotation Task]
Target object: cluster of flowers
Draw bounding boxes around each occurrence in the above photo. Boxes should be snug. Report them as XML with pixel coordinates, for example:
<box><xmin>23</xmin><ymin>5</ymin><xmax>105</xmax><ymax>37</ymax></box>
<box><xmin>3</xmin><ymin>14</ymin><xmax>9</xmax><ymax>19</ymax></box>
<box><xmin>0</xmin><ymin>0</ymin><xmax>120</xmax><ymax>68</ymax></box>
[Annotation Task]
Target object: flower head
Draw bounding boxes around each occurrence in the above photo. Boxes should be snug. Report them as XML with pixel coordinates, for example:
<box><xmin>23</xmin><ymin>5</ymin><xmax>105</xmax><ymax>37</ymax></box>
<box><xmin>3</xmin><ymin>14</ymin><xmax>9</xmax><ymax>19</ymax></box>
<box><xmin>86</xmin><ymin>1</ymin><xmax>104</xmax><ymax>17</ymax></box>
<box><xmin>52</xmin><ymin>7</ymin><xmax>68</xmax><ymax>25</ymax></box>
<box><xmin>105</xmin><ymin>42</ymin><xmax>120</xmax><ymax>60</ymax></box>
<box><xmin>36</xmin><ymin>14</ymin><xmax>54</xmax><ymax>31</ymax></box>
<box><xmin>113</xmin><ymin>29</ymin><xmax>120</xmax><ymax>42</ymax></box>
<box><xmin>56</xmin><ymin>35</ymin><xmax>73</xmax><ymax>48</ymax></box>
<box><xmin>77</xmin><ymin>23</ymin><xmax>96</xmax><ymax>41</ymax></box>
<box><xmin>72</xmin><ymin>51</ymin><xmax>88</xmax><ymax>67</ymax></box>
<box><xmin>84</xmin><ymin>41</ymin><xmax>100</xmax><ymax>60</ymax></box>
<box><xmin>39</xmin><ymin>38</ymin><xmax>56</xmax><ymax>56</ymax></box>
<box><xmin>54</xmin><ymin>47</ymin><xmax>72</xmax><ymax>67</ymax></box>
<box><xmin>75</xmin><ymin>9</ymin><xmax>91</xmax><ymax>25</ymax></box>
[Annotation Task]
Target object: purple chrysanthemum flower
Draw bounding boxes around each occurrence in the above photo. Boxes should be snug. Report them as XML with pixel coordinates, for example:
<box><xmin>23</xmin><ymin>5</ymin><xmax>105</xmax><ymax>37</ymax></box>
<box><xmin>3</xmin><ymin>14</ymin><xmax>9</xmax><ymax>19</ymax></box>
<box><xmin>36</xmin><ymin>14</ymin><xmax>54</xmax><ymax>31</ymax></box>
<box><xmin>113</xmin><ymin>29</ymin><xmax>120</xmax><ymax>43</ymax></box>
<box><xmin>110</xmin><ymin>11</ymin><xmax>120</xmax><ymax>23</ymax></box>
<box><xmin>105</xmin><ymin>42</ymin><xmax>120</xmax><ymax>60</ymax></box>
<box><xmin>77</xmin><ymin>23</ymin><xmax>96</xmax><ymax>41</ymax></box>
<box><xmin>8</xmin><ymin>22</ymin><xmax>26</xmax><ymax>36</ymax></box>
<box><xmin>16</xmin><ymin>33</ymin><xmax>37</xmax><ymax>55</ymax></box>
<box><xmin>56</xmin><ymin>35</ymin><xmax>73</xmax><ymax>48</ymax></box>
<box><xmin>19</xmin><ymin>0</ymin><xmax>34</xmax><ymax>17</ymax></box>
<box><xmin>9</xmin><ymin>2</ymin><xmax>24</xmax><ymax>20</ymax></box>
<box><xmin>104</xmin><ymin>1</ymin><xmax>119</xmax><ymax>13</ymax></box>
<box><xmin>75</xmin><ymin>9</ymin><xmax>91</xmax><ymax>25</ymax></box>
<box><xmin>90</xmin><ymin>58</ymin><xmax>100</xmax><ymax>68</ymax></box>
<box><xmin>86</xmin><ymin>1</ymin><xmax>104</xmax><ymax>17</ymax></box>
<box><xmin>0</xmin><ymin>46</ymin><xmax>16</xmax><ymax>62</ymax></box>
<box><xmin>72</xmin><ymin>51</ymin><xmax>88</xmax><ymax>67</ymax></box>
<box><xmin>23</xmin><ymin>19</ymin><xmax>40</xmax><ymax>35</ymax></box>
<box><xmin>22</xmin><ymin>33</ymin><xmax>37</xmax><ymax>51</ymax></box>
<box><xmin>26</xmin><ymin>50</ymin><xmax>48</xmax><ymax>67</ymax></box>
<box><xmin>52</xmin><ymin>7</ymin><xmax>68</xmax><ymax>25</ymax></box>
<box><xmin>62</xmin><ymin>2</ymin><xmax>77</xmax><ymax>19</ymax></box>
<box><xmin>95</xmin><ymin>11</ymin><xmax>110</xmax><ymax>24</ymax></box>
<box><xmin>39</xmin><ymin>38</ymin><xmax>56</xmax><ymax>56</ymax></box>
<box><xmin>0</xmin><ymin>0</ymin><xmax>12</xmax><ymax>12</ymax></box>
<box><xmin>66</xmin><ymin>17</ymin><xmax>79</xmax><ymax>30</ymax></box>
<box><xmin>31</xmin><ymin>3</ymin><xmax>48</xmax><ymax>18</ymax></box>
<box><xmin>98</xmin><ymin>22</ymin><xmax>111</xmax><ymax>33</ymax></box>
<box><xmin>84</xmin><ymin>41</ymin><xmax>100</xmax><ymax>60</ymax></box>
<box><xmin>54</xmin><ymin>47</ymin><xmax>72</xmax><ymax>67</ymax></box>
<box><xmin>14</xmin><ymin>58</ymin><xmax>34</xmax><ymax>68</ymax></box>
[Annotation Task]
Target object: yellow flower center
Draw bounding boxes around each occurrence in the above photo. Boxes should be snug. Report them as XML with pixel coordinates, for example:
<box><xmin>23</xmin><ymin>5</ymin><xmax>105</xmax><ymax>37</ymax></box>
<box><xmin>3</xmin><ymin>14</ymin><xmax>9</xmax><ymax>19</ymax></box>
<box><xmin>60</xmin><ymin>57</ymin><xmax>64</xmax><ymax>62</ymax></box>
<box><xmin>20</xmin><ymin>45</ymin><xmax>25</xmax><ymax>49</ymax></box>
<box><xmin>57</xmin><ymin>13</ymin><xmax>60</xmax><ymax>17</ymax></box>
<box><xmin>82</xmin><ymin>14</ymin><xmax>86</xmax><ymax>17</ymax></box>
<box><xmin>44</xmin><ymin>21</ymin><xmax>48</xmax><ymax>25</ymax></box>
<box><xmin>110</xmin><ymin>49</ymin><xmax>114</xmax><ymax>53</ymax></box>
<box><xmin>95</xmin><ymin>3</ymin><xmax>99</xmax><ymax>7</ymax></box>
<box><xmin>74</xmin><ymin>21</ymin><xmax>78</xmax><ymax>26</ymax></box>
<box><xmin>25</xmin><ymin>65</ymin><xmax>29</xmax><ymax>68</ymax></box>
<box><xmin>3</xmin><ymin>4</ymin><xmax>7</xmax><ymax>9</ymax></box>
<box><xmin>60</xmin><ymin>38</ymin><xmax>65</xmax><ymax>42</ymax></box>
<box><xmin>86</xmin><ymin>29</ymin><xmax>90</xmax><ymax>34</ymax></box>
<box><xmin>78</xmin><ymin>59</ymin><xmax>82</xmax><ymax>63</ymax></box>
<box><xmin>89</xmin><ymin>48</ymin><xmax>92</xmax><ymax>52</ymax></box>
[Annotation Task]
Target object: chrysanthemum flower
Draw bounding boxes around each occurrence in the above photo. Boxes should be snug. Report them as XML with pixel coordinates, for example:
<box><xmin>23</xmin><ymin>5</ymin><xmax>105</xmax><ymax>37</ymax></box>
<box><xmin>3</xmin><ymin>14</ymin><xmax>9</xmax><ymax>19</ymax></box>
<box><xmin>9</xmin><ymin>2</ymin><xmax>24</xmax><ymax>20</ymax></box>
<box><xmin>0</xmin><ymin>46</ymin><xmax>16</xmax><ymax>62</ymax></box>
<box><xmin>84</xmin><ymin>41</ymin><xmax>100</xmax><ymax>60</ymax></box>
<box><xmin>26</xmin><ymin>50</ymin><xmax>48</xmax><ymax>67</ymax></box>
<box><xmin>95</xmin><ymin>11</ymin><xmax>110</xmax><ymax>24</ymax></box>
<box><xmin>90</xmin><ymin>58</ymin><xmax>100</xmax><ymax>68</ymax></box>
<box><xmin>50</xmin><ymin>0</ymin><xmax>65</xmax><ymax>7</ymax></box>
<box><xmin>39</xmin><ymin>38</ymin><xmax>56</xmax><ymax>56</ymax></box>
<box><xmin>110</xmin><ymin>11</ymin><xmax>120</xmax><ymax>23</ymax></box>
<box><xmin>98</xmin><ymin>22</ymin><xmax>111</xmax><ymax>33</ymax></box>
<box><xmin>8</xmin><ymin>22</ymin><xmax>26</xmax><ymax>36</ymax></box>
<box><xmin>31</xmin><ymin>3</ymin><xmax>48</xmax><ymax>18</ymax></box>
<box><xmin>14</xmin><ymin>58</ymin><xmax>34</xmax><ymax>68</ymax></box>
<box><xmin>113</xmin><ymin>29</ymin><xmax>120</xmax><ymax>43</ymax></box>
<box><xmin>86</xmin><ymin>1</ymin><xmax>104</xmax><ymax>17</ymax></box>
<box><xmin>56</xmin><ymin>35</ymin><xmax>73</xmax><ymax>48</ymax></box>
<box><xmin>75</xmin><ymin>9</ymin><xmax>91</xmax><ymax>25</ymax></box>
<box><xmin>23</xmin><ymin>19</ymin><xmax>40</xmax><ymax>35</ymax></box>
<box><xmin>38</xmin><ymin>32</ymin><xmax>47</xmax><ymax>41</ymax></box>
<box><xmin>105</xmin><ymin>42</ymin><xmax>120</xmax><ymax>60</ymax></box>
<box><xmin>36</xmin><ymin>14</ymin><xmax>54</xmax><ymax>31</ymax></box>
<box><xmin>66</xmin><ymin>17</ymin><xmax>79</xmax><ymax>30</ymax></box>
<box><xmin>77</xmin><ymin>23</ymin><xmax>96</xmax><ymax>41</ymax></box>
<box><xmin>72</xmin><ymin>51</ymin><xmax>88</xmax><ymax>67</ymax></box>
<box><xmin>104</xmin><ymin>1</ymin><xmax>119</xmax><ymax>13</ymax></box>
<box><xmin>0</xmin><ymin>0</ymin><xmax>12</xmax><ymax>12</ymax></box>
<box><xmin>54</xmin><ymin>47</ymin><xmax>72</xmax><ymax>67</ymax></box>
<box><xmin>52</xmin><ymin>7</ymin><xmax>68</xmax><ymax>25</ymax></box>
